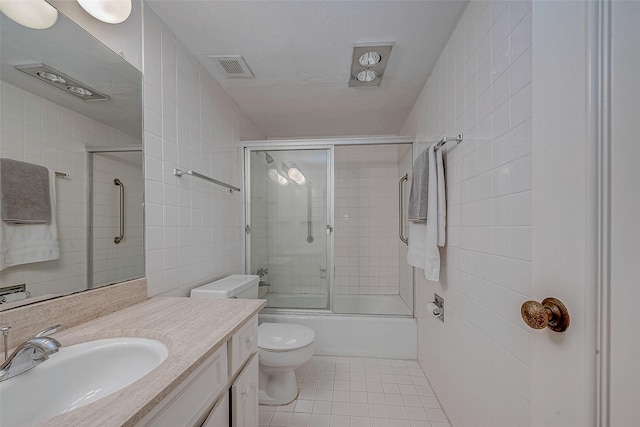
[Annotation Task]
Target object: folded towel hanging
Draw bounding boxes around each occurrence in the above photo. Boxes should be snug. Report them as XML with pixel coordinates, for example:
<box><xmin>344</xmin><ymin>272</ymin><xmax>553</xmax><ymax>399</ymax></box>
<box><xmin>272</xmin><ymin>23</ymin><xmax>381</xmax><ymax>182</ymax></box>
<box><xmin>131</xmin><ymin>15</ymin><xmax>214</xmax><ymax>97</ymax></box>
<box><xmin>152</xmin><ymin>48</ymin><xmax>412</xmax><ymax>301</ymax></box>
<box><xmin>407</xmin><ymin>144</ymin><xmax>448</xmax><ymax>281</ymax></box>
<box><xmin>0</xmin><ymin>168</ymin><xmax>60</xmax><ymax>271</ymax></box>
<box><xmin>407</xmin><ymin>148</ymin><xmax>430</xmax><ymax>223</ymax></box>
<box><xmin>0</xmin><ymin>158</ymin><xmax>52</xmax><ymax>223</ymax></box>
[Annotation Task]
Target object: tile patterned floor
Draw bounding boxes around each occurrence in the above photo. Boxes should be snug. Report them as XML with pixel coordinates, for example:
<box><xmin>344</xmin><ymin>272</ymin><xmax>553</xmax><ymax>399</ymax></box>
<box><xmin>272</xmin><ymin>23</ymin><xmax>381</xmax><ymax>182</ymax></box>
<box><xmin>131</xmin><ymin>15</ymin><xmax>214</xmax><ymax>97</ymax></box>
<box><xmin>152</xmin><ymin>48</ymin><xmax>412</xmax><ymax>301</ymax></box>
<box><xmin>259</xmin><ymin>356</ymin><xmax>451</xmax><ymax>427</ymax></box>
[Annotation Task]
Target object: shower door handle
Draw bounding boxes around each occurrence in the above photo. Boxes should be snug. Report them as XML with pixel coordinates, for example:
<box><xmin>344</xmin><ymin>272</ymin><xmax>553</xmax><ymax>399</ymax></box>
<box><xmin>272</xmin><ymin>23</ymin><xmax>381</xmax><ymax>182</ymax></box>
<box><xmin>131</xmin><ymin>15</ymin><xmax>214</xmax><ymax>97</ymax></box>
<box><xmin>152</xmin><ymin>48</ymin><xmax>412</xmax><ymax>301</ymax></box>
<box><xmin>399</xmin><ymin>174</ymin><xmax>408</xmax><ymax>245</ymax></box>
<box><xmin>114</xmin><ymin>178</ymin><xmax>124</xmax><ymax>244</ymax></box>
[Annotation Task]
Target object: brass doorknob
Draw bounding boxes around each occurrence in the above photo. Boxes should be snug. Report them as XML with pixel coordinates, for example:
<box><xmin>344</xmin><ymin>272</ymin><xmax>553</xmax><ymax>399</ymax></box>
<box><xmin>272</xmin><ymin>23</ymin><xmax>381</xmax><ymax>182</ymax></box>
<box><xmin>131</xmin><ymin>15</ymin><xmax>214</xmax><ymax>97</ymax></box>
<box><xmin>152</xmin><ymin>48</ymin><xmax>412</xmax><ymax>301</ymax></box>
<box><xmin>521</xmin><ymin>297</ymin><xmax>570</xmax><ymax>332</ymax></box>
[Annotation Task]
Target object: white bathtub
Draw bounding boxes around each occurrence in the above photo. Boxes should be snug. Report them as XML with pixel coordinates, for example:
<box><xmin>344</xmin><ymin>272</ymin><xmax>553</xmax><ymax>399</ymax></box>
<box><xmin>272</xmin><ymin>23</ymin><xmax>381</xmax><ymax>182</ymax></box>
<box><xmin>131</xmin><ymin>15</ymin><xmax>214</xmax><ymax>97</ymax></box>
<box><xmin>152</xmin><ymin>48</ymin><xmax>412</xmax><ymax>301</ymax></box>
<box><xmin>333</xmin><ymin>294</ymin><xmax>412</xmax><ymax>316</ymax></box>
<box><xmin>259</xmin><ymin>312</ymin><xmax>417</xmax><ymax>360</ymax></box>
<box><xmin>266</xmin><ymin>293</ymin><xmax>412</xmax><ymax>316</ymax></box>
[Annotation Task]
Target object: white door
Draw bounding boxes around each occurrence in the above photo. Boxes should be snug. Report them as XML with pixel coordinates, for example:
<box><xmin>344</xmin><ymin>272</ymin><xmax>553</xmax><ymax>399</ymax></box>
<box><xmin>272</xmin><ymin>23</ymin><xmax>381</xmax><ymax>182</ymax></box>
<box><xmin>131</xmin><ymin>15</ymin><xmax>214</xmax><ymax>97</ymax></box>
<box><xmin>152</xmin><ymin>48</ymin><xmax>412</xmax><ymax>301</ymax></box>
<box><xmin>531</xmin><ymin>1</ymin><xmax>596</xmax><ymax>425</ymax></box>
<box><xmin>609</xmin><ymin>1</ymin><xmax>640</xmax><ymax>424</ymax></box>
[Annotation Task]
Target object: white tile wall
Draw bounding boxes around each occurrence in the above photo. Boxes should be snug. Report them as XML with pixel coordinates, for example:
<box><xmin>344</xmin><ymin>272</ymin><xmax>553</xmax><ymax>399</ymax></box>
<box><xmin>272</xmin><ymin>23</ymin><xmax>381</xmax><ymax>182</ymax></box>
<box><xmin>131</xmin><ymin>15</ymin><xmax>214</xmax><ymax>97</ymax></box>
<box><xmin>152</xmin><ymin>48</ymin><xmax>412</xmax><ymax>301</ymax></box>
<box><xmin>400</xmin><ymin>1</ymin><xmax>533</xmax><ymax>425</ymax></box>
<box><xmin>91</xmin><ymin>152</ymin><xmax>144</xmax><ymax>287</ymax></box>
<box><xmin>334</xmin><ymin>145</ymin><xmax>403</xmax><ymax>296</ymax></box>
<box><xmin>143</xmin><ymin>8</ymin><xmax>264</xmax><ymax>297</ymax></box>
<box><xmin>0</xmin><ymin>81</ymin><xmax>139</xmax><ymax>298</ymax></box>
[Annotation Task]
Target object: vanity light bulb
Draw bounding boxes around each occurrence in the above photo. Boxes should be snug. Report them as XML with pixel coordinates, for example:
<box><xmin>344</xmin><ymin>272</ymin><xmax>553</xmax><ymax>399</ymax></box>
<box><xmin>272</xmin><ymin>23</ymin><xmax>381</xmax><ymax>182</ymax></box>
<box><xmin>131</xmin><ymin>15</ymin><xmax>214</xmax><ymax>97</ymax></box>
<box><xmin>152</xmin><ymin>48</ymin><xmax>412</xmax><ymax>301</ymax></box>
<box><xmin>287</xmin><ymin>167</ymin><xmax>306</xmax><ymax>185</ymax></box>
<box><xmin>76</xmin><ymin>0</ymin><xmax>132</xmax><ymax>24</ymax></box>
<box><xmin>268</xmin><ymin>169</ymin><xmax>289</xmax><ymax>186</ymax></box>
<box><xmin>0</xmin><ymin>0</ymin><xmax>58</xmax><ymax>30</ymax></box>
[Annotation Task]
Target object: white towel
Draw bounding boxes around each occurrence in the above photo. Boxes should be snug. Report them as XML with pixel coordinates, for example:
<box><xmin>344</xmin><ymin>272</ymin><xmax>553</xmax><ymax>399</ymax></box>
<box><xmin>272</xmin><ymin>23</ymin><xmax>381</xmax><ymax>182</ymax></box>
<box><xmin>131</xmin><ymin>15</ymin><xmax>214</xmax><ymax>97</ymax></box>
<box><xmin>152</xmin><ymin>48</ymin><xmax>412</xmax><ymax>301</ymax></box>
<box><xmin>423</xmin><ymin>146</ymin><xmax>440</xmax><ymax>280</ymax></box>
<box><xmin>0</xmin><ymin>169</ymin><xmax>60</xmax><ymax>271</ymax></box>
<box><xmin>436</xmin><ymin>149</ymin><xmax>446</xmax><ymax>246</ymax></box>
<box><xmin>407</xmin><ymin>149</ymin><xmax>429</xmax><ymax>222</ymax></box>
<box><xmin>407</xmin><ymin>145</ymin><xmax>448</xmax><ymax>281</ymax></box>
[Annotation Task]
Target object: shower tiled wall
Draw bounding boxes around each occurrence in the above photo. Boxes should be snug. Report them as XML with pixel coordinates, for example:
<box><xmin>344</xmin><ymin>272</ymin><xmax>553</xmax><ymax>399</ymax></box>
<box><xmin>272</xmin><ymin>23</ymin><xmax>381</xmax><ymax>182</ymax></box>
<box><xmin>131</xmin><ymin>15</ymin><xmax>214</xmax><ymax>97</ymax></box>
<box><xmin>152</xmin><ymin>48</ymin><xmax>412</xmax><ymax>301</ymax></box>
<box><xmin>143</xmin><ymin>7</ymin><xmax>264</xmax><ymax>297</ymax></box>
<box><xmin>0</xmin><ymin>81</ymin><xmax>139</xmax><ymax>298</ymax></box>
<box><xmin>401</xmin><ymin>0</ymin><xmax>533</xmax><ymax>425</ymax></box>
<box><xmin>334</xmin><ymin>145</ymin><xmax>403</xmax><ymax>296</ymax></box>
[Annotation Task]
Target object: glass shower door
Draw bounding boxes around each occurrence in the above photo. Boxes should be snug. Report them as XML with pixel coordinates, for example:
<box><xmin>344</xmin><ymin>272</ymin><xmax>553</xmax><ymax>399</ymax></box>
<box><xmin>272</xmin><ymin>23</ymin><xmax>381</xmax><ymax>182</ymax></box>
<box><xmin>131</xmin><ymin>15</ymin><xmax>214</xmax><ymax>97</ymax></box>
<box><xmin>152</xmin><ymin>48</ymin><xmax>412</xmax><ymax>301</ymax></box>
<box><xmin>247</xmin><ymin>148</ymin><xmax>331</xmax><ymax>310</ymax></box>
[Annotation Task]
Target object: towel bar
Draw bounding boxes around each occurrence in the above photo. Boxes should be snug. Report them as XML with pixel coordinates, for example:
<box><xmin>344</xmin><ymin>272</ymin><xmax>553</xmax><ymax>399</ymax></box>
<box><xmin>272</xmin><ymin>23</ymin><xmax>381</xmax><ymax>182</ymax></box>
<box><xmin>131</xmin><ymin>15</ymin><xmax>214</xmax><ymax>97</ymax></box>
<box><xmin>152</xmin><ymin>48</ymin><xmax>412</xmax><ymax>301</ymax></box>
<box><xmin>434</xmin><ymin>134</ymin><xmax>463</xmax><ymax>151</ymax></box>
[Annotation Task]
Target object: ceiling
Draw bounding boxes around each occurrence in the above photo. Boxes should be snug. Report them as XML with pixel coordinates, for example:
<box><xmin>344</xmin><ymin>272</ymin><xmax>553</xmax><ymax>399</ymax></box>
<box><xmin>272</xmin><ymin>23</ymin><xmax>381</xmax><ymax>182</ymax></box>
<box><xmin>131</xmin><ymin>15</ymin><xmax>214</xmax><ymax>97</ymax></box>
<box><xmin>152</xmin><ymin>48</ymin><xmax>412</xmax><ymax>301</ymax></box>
<box><xmin>146</xmin><ymin>0</ymin><xmax>467</xmax><ymax>139</ymax></box>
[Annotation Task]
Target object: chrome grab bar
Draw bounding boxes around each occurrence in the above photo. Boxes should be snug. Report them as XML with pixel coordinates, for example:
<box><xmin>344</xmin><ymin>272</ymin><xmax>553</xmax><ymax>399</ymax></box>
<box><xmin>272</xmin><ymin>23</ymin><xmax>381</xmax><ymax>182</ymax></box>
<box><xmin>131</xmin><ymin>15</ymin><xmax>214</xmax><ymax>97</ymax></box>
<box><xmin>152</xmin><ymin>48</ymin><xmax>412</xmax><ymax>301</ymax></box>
<box><xmin>114</xmin><ymin>178</ymin><xmax>124</xmax><ymax>244</ymax></box>
<box><xmin>306</xmin><ymin>185</ymin><xmax>314</xmax><ymax>243</ymax></box>
<box><xmin>399</xmin><ymin>174</ymin><xmax>408</xmax><ymax>245</ymax></box>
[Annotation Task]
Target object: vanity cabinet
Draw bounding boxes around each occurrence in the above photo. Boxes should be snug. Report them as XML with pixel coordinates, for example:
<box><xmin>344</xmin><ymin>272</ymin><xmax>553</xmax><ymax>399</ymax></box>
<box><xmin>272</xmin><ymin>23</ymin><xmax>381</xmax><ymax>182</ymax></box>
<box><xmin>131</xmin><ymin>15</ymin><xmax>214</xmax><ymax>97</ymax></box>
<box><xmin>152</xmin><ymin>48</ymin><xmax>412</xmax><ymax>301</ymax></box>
<box><xmin>230</xmin><ymin>354</ymin><xmax>258</xmax><ymax>427</ymax></box>
<box><xmin>139</xmin><ymin>315</ymin><xmax>258</xmax><ymax>427</ymax></box>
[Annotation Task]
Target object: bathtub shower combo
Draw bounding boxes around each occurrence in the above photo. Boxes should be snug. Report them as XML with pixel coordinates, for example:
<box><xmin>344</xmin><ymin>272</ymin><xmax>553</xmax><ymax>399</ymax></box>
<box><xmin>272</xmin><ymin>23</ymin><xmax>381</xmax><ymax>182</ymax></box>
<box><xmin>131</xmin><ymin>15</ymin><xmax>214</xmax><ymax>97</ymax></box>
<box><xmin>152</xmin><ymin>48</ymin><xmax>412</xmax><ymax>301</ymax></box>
<box><xmin>245</xmin><ymin>139</ymin><xmax>417</xmax><ymax>359</ymax></box>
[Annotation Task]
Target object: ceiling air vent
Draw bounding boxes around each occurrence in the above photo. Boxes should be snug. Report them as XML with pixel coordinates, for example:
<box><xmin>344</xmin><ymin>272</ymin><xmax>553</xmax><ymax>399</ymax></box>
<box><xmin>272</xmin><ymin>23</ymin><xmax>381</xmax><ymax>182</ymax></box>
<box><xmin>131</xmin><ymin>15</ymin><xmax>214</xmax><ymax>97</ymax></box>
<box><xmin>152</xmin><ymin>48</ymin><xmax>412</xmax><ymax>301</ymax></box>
<box><xmin>208</xmin><ymin>55</ymin><xmax>254</xmax><ymax>78</ymax></box>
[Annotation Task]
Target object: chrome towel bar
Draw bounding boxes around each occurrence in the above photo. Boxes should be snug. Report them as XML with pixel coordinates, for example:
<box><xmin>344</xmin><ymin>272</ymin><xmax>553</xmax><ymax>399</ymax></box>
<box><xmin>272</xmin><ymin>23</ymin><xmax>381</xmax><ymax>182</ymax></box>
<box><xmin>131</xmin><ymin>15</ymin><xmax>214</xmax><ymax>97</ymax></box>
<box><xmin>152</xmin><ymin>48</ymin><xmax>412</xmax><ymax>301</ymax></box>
<box><xmin>173</xmin><ymin>168</ymin><xmax>240</xmax><ymax>193</ymax></box>
<box><xmin>433</xmin><ymin>133</ymin><xmax>463</xmax><ymax>151</ymax></box>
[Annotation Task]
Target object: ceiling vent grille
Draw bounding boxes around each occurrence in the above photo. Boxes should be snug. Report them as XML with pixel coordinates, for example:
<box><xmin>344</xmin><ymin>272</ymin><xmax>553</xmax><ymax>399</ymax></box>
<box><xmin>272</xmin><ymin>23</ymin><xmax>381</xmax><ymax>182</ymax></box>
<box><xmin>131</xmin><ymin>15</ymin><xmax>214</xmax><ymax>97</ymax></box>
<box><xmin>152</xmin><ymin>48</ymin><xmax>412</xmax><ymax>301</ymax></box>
<box><xmin>208</xmin><ymin>55</ymin><xmax>254</xmax><ymax>78</ymax></box>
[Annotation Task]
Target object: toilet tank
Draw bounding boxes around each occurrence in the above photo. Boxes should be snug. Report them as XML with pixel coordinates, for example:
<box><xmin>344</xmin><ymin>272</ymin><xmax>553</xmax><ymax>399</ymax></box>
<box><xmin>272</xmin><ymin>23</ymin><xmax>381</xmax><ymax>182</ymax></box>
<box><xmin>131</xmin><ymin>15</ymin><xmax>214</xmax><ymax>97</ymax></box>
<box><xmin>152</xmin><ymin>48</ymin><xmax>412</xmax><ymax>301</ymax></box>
<box><xmin>190</xmin><ymin>274</ymin><xmax>260</xmax><ymax>299</ymax></box>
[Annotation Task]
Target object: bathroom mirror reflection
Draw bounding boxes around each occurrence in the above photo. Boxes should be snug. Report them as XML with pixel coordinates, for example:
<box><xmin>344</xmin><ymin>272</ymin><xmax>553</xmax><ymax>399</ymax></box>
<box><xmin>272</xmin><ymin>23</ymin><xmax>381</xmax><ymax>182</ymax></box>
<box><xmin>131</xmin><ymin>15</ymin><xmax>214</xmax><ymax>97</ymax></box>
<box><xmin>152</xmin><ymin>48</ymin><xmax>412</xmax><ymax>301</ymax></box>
<box><xmin>0</xmin><ymin>10</ymin><xmax>144</xmax><ymax>310</ymax></box>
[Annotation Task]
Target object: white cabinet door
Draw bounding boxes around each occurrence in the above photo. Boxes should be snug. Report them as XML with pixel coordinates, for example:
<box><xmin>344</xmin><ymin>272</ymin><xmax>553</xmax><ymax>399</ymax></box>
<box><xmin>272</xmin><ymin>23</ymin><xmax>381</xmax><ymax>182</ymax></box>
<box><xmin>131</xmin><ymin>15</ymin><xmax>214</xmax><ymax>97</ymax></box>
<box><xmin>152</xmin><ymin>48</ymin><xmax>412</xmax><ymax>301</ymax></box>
<box><xmin>201</xmin><ymin>394</ymin><xmax>229</xmax><ymax>427</ymax></box>
<box><xmin>230</xmin><ymin>353</ymin><xmax>258</xmax><ymax>427</ymax></box>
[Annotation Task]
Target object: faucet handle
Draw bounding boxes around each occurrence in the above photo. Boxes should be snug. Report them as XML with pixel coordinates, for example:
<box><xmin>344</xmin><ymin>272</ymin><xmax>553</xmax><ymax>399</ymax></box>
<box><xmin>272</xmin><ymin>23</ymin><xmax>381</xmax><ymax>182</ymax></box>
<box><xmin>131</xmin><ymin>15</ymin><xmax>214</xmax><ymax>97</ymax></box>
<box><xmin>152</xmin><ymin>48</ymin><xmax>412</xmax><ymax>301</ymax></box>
<box><xmin>34</xmin><ymin>324</ymin><xmax>61</xmax><ymax>338</ymax></box>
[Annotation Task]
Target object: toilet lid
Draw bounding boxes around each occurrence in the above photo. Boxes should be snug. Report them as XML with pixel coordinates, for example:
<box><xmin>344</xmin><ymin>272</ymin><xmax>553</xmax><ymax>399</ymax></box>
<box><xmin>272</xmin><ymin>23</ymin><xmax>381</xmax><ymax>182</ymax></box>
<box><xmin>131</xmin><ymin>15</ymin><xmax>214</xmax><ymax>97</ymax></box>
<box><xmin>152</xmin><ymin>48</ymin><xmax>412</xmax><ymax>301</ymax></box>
<box><xmin>258</xmin><ymin>323</ymin><xmax>315</xmax><ymax>351</ymax></box>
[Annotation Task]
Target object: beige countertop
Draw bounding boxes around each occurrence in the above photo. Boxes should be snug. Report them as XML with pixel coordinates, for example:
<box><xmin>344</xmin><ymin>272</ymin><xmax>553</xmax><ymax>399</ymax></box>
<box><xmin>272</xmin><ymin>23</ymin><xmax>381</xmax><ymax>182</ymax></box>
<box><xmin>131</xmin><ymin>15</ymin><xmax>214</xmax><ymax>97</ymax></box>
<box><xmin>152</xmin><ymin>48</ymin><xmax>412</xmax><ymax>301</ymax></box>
<box><xmin>36</xmin><ymin>296</ymin><xmax>265</xmax><ymax>427</ymax></box>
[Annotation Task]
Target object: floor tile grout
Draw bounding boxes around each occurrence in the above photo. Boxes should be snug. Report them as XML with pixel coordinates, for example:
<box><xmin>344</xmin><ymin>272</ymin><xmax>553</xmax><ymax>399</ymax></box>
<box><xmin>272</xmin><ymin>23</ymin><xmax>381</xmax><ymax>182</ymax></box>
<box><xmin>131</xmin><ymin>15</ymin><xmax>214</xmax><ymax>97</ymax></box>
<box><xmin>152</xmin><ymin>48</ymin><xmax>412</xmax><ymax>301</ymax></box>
<box><xmin>259</xmin><ymin>356</ymin><xmax>451</xmax><ymax>427</ymax></box>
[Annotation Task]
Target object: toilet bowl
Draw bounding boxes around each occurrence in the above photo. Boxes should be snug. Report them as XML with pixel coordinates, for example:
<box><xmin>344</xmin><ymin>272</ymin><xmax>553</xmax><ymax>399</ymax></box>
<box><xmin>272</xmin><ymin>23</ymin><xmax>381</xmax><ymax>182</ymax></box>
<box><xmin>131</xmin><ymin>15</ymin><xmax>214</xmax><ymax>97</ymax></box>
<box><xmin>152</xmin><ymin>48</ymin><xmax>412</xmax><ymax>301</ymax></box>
<box><xmin>190</xmin><ymin>275</ymin><xmax>316</xmax><ymax>406</ymax></box>
<box><xmin>258</xmin><ymin>322</ymin><xmax>315</xmax><ymax>405</ymax></box>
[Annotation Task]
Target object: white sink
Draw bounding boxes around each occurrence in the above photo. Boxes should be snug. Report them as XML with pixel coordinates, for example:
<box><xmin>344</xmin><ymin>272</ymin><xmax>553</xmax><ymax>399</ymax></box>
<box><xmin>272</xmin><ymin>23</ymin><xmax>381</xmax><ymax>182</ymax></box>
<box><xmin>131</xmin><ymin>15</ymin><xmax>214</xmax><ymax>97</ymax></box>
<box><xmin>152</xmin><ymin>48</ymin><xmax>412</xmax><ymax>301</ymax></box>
<box><xmin>0</xmin><ymin>337</ymin><xmax>168</xmax><ymax>426</ymax></box>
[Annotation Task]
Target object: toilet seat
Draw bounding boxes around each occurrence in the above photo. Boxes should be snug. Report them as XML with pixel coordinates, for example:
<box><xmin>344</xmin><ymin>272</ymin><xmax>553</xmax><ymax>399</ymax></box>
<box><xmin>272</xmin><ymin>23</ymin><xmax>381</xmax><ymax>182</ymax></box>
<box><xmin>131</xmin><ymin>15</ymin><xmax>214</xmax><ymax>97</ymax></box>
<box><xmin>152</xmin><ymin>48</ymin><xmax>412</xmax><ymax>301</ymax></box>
<box><xmin>258</xmin><ymin>323</ymin><xmax>315</xmax><ymax>352</ymax></box>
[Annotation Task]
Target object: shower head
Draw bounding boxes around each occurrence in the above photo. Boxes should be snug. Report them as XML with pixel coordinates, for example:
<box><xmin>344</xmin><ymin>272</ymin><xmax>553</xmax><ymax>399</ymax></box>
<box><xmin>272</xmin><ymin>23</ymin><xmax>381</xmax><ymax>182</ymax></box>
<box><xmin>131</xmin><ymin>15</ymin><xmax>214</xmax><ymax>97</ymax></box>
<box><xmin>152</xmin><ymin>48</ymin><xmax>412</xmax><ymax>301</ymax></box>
<box><xmin>265</xmin><ymin>152</ymin><xmax>274</xmax><ymax>164</ymax></box>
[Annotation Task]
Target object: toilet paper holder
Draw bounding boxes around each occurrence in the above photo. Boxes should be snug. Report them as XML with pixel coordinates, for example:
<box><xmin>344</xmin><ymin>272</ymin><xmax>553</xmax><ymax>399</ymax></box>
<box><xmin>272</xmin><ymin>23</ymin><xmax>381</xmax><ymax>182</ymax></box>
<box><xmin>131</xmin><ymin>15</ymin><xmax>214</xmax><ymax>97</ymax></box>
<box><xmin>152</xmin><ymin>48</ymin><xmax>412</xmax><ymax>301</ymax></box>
<box><xmin>428</xmin><ymin>294</ymin><xmax>444</xmax><ymax>322</ymax></box>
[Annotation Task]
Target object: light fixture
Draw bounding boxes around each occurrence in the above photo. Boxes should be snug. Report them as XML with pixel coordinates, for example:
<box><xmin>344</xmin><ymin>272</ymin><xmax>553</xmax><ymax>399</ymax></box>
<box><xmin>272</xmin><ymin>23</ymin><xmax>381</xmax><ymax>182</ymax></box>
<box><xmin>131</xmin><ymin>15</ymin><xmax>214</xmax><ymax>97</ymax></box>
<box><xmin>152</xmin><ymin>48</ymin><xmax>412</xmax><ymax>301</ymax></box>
<box><xmin>0</xmin><ymin>0</ymin><xmax>58</xmax><ymax>30</ymax></box>
<box><xmin>284</xmin><ymin>163</ymin><xmax>306</xmax><ymax>186</ymax></box>
<box><xmin>349</xmin><ymin>43</ymin><xmax>393</xmax><ymax>88</ymax></box>
<box><xmin>358</xmin><ymin>51</ymin><xmax>382</xmax><ymax>67</ymax></box>
<box><xmin>16</xmin><ymin>64</ymin><xmax>109</xmax><ymax>101</ymax></box>
<box><xmin>268</xmin><ymin>169</ymin><xmax>289</xmax><ymax>186</ymax></box>
<box><xmin>356</xmin><ymin>69</ymin><xmax>378</xmax><ymax>83</ymax></box>
<box><xmin>76</xmin><ymin>0</ymin><xmax>132</xmax><ymax>24</ymax></box>
<box><xmin>37</xmin><ymin>71</ymin><xmax>66</xmax><ymax>84</ymax></box>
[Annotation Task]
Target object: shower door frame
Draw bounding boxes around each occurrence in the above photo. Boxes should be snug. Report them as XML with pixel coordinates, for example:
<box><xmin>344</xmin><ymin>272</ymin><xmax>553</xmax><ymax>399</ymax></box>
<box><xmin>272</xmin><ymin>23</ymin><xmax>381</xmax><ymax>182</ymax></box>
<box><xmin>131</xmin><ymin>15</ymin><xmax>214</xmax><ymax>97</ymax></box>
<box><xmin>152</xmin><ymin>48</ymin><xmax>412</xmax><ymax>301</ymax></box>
<box><xmin>244</xmin><ymin>144</ymin><xmax>335</xmax><ymax>313</ymax></box>
<box><xmin>244</xmin><ymin>136</ymin><xmax>415</xmax><ymax>316</ymax></box>
<box><xmin>86</xmin><ymin>145</ymin><xmax>143</xmax><ymax>289</ymax></box>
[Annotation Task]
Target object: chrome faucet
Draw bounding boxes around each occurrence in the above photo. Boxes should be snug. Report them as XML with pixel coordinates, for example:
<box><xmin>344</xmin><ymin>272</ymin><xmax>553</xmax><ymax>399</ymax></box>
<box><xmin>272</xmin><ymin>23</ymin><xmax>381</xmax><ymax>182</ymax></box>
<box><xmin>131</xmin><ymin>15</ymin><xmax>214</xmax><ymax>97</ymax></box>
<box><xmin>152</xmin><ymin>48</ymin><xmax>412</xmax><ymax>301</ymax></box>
<box><xmin>0</xmin><ymin>325</ymin><xmax>61</xmax><ymax>382</ymax></box>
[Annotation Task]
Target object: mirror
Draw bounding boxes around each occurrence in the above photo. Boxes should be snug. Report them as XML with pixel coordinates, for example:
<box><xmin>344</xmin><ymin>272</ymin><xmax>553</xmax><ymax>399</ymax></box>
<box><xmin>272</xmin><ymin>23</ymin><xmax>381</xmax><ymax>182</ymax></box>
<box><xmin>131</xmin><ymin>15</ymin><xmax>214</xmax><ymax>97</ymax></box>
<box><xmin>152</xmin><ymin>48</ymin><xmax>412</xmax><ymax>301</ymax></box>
<box><xmin>0</xmin><ymin>10</ymin><xmax>144</xmax><ymax>310</ymax></box>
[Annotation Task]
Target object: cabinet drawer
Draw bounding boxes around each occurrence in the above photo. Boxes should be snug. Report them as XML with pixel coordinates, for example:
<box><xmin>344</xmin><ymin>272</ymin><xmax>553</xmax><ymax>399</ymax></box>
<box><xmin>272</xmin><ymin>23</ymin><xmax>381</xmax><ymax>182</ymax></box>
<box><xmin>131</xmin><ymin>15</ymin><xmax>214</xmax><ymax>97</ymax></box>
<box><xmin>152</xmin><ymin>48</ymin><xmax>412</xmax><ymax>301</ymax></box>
<box><xmin>140</xmin><ymin>344</ymin><xmax>228</xmax><ymax>427</ymax></box>
<box><xmin>228</xmin><ymin>315</ymin><xmax>257</xmax><ymax>376</ymax></box>
<box><xmin>231</xmin><ymin>353</ymin><xmax>258</xmax><ymax>427</ymax></box>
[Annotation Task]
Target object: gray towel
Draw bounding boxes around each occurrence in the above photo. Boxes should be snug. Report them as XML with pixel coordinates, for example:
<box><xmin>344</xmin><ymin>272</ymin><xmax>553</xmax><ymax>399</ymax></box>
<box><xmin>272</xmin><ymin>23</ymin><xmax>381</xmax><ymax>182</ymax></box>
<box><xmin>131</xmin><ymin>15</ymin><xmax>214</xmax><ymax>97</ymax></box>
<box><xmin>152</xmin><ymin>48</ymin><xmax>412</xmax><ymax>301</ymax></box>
<box><xmin>1</xmin><ymin>158</ymin><xmax>52</xmax><ymax>224</ymax></box>
<box><xmin>408</xmin><ymin>149</ymin><xmax>430</xmax><ymax>223</ymax></box>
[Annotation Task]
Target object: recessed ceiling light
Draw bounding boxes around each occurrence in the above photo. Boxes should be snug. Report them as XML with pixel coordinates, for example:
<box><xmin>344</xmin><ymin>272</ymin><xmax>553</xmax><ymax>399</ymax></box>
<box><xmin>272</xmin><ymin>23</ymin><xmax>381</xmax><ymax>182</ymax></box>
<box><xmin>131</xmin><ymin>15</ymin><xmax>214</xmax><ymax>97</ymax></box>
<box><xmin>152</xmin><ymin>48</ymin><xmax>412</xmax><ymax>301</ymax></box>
<box><xmin>358</xmin><ymin>51</ymin><xmax>382</xmax><ymax>67</ymax></box>
<box><xmin>16</xmin><ymin>64</ymin><xmax>109</xmax><ymax>101</ymax></box>
<box><xmin>349</xmin><ymin>43</ymin><xmax>393</xmax><ymax>88</ymax></box>
<box><xmin>37</xmin><ymin>71</ymin><xmax>66</xmax><ymax>84</ymax></box>
<box><xmin>356</xmin><ymin>69</ymin><xmax>378</xmax><ymax>83</ymax></box>
<box><xmin>67</xmin><ymin>86</ymin><xmax>93</xmax><ymax>96</ymax></box>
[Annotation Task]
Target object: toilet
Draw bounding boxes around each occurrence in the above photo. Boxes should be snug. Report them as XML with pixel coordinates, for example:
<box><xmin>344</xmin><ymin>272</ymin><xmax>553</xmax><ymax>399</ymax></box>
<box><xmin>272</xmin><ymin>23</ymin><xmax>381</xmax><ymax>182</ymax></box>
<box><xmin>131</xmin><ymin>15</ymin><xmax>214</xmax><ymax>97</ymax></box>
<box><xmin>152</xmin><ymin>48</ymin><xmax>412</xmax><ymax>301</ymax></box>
<box><xmin>190</xmin><ymin>274</ymin><xmax>315</xmax><ymax>405</ymax></box>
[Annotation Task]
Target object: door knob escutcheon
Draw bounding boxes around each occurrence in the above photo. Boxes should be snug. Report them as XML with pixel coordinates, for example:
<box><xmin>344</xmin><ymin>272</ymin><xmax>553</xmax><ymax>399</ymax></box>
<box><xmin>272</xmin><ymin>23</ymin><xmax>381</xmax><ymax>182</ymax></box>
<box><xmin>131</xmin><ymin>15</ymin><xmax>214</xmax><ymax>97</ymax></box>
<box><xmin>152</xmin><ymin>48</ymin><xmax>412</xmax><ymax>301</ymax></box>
<box><xmin>521</xmin><ymin>297</ymin><xmax>569</xmax><ymax>332</ymax></box>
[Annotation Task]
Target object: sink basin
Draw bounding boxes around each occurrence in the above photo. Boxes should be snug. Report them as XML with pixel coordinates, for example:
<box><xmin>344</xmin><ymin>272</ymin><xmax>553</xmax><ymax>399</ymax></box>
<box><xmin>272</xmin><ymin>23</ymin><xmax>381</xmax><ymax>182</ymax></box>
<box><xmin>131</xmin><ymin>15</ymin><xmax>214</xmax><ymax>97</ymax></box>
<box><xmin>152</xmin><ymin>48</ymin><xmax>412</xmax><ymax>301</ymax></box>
<box><xmin>0</xmin><ymin>337</ymin><xmax>168</xmax><ymax>426</ymax></box>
